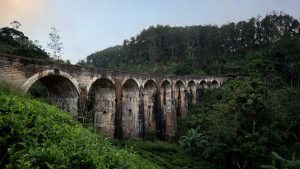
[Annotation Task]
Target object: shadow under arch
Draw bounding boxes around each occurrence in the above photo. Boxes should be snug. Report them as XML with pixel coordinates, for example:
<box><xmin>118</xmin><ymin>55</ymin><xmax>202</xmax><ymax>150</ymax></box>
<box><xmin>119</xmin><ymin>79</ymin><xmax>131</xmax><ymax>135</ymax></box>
<box><xmin>211</xmin><ymin>79</ymin><xmax>219</xmax><ymax>88</ymax></box>
<box><xmin>143</xmin><ymin>79</ymin><xmax>159</xmax><ymax>139</ymax></box>
<box><xmin>187</xmin><ymin>80</ymin><xmax>197</xmax><ymax>105</ymax></box>
<box><xmin>174</xmin><ymin>80</ymin><xmax>186</xmax><ymax>117</ymax></box>
<box><xmin>160</xmin><ymin>80</ymin><xmax>172</xmax><ymax>107</ymax></box>
<box><xmin>121</xmin><ymin>78</ymin><xmax>141</xmax><ymax>138</ymax></box>
<box><xmin>121</xmin><ymin>77</ymin><xmax>141</xmax><ymax>89</ymax></box>
<box><xmin>87</xmin><ymin>77</ymin><xmax>116</xmax><ymax>137</ymax></box>
<box><xmin>86</xmin><ymin>76</ymin><xmax>115</xmax><ymax>99</ymax></box>
<box><xmin>200</xmin><ymin>79</ymin><xmax>207</xmax><ymax>88</ymax></box>
<box><xmin>25</xmin><ymin>70</ymin><xmax>80</xmax><ymax>117</ymax></box>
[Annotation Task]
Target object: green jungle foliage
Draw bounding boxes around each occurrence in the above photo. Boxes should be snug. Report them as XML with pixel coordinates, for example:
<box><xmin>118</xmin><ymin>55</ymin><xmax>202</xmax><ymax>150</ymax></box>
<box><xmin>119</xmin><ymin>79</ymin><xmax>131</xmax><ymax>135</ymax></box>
<box><xmin>260</xmin><ymin>152</ymin><xmax>300</xmax><ymax>169</ymax></box>
<box><xmin>113</xmin><ymin>139</ymin><xmax>216</xmax><ymax>169</ymax></box>
<box><xmin>173</xmin><ymin>36</ymin><xmax>300</xmax><ymax>168</ymax></box>
<box><xmin>0</xmin><ymin>27</ymin><xmax>49</xmax><ymax>59</ymax></box>
<box><xmin>83</xmin><ymin>12</ymin><xmax>300</xmax><ymax>77</ymax></box>
<box><xmin>0</xmin><ymin>26</ymin><xmax>71</xmax><ymax>64</ymax></box>
<box><xmin>0</xmin><ymin>83</ymin><xmax>159</xmax><ymax>169</ymax></box>
<box><xmin>177</xmin><ymin>79</ymin><xmax>300</xmax><ymax>169</ymax></box>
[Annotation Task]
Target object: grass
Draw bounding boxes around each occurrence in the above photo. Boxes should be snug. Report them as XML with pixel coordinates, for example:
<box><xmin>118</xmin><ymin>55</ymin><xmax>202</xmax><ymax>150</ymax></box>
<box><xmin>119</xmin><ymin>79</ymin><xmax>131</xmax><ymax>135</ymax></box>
<box><xmin>113</xmin><ymin>139</ymin><xmax>216</xmax><ymax>169</ymax></box>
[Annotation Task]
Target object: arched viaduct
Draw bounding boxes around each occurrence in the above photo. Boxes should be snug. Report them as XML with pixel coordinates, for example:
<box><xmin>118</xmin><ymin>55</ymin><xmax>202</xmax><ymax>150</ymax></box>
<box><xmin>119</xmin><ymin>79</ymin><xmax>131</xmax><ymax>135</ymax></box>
<box><xmin>0</xmin><ymin>54</ymin><xmax>227</xmax><ymax>141</ymax></box>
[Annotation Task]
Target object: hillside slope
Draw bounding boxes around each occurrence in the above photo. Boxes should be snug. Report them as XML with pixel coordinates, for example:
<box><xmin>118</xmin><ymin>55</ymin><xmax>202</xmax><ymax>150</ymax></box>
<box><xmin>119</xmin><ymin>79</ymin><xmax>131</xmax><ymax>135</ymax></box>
<box><xmin>0</xmin><ymin>84</ymin><xmax>159</xmax><ymax>169</ymax></box>
<box><xmin>0</xmin><ymin>27</ymin><xmax>48</xmax><ymax>59</ymax></box>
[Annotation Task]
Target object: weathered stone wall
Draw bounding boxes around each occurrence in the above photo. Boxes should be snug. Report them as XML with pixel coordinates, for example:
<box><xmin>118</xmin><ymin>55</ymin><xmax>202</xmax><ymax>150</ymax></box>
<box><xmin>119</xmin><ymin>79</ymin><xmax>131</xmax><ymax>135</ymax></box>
<box><xmin>121</xmin><ymin>79</ymin><xmax>141</xmax><ymax>138</ymax></box>
<box><xmin>93</xmin><ymin>78</ymin><xmax>116</xmax><ymax>137</ymax></box>
<box><xmin>160</xmin><ymin>80</ymin><xmax>176</xmax><ymax>141</ymax></box>
<box><xmin>0</xmin><ymin>54</ymin><xmax>228</xmax><ymax>141</ymax></box>
<box><xmin>143</xmin><ymin>80</ymin><xmax>157</xmax><ymax>137</ymax></box>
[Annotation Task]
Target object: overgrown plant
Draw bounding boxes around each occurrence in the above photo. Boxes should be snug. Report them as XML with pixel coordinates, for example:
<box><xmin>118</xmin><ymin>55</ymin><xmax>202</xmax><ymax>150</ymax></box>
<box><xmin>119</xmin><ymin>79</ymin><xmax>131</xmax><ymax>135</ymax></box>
<box><xmin>261</xmin><ymin>152</ymin><xmax>300</xmax><ymax>169</ymax></box>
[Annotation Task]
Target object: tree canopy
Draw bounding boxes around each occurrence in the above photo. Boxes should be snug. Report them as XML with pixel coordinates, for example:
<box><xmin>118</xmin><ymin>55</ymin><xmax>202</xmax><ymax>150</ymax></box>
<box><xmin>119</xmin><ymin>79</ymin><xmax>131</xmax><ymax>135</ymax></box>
<box><xmin>84</xmin><ymin>12</ymin><xmax>300</xmax><ymax>77</ymax></box>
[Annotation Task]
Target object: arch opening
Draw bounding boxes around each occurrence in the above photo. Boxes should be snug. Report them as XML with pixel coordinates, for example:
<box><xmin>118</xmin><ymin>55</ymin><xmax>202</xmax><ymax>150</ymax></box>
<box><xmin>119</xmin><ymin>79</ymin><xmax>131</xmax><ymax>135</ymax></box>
<box><xmin>211</xmin><ymin>80</ymin><xmax>219</xmax><ymax>88</ymax></box>
<box><xmin>174</xmin><ymin>80</ymin><xmax>186</xmax><ymax>117</ymax></box>
<box><xmin>187</xmin><ymin>81</ymin><xmax>197</xmax><ymax>105</ymax></box>
<box><xmin>122</xmin><ymin>79</ymin><xmax>141</xmax><ymax>138</ymax></box>
<box><xmin>143</xmin><ymin>80</ymin><xmax>158</xmax><ymax>138</ymax></box>
<box><xmin>200</xmin><ymin>80</ymin><xmax>207</xmax><ymax>88</ymax></box>
<box><xmin>27</xmin><ymin>75</ymin><xmax>79</xmax><ymax>117</ymax></box>
<box><xmin>160</xmin><ymin>80</ymin><xmax>172</xmax><ymax>106</ymax></box>
<box><xmin>87</xmin><ymin>77</ymin><xmax>116</xmax><ymax>137</ymax></box>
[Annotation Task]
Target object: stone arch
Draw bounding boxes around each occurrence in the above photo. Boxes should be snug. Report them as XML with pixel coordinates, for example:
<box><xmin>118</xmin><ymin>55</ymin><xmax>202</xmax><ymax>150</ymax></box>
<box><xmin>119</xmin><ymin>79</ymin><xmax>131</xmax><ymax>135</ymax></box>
<box><xmin>175</xmin><ymin>80</ymin><xmax>185</xmax><ymax>87</ymax></box>
<box><xmin>187</xmin><ymin>80</ymin><xmax>197</xmax><ymax>105</ymax></box>
<box><xmin>86</xmin><ymin>75</ymin><xmax>115</xmax><ymax>98</ymax></box>
<box><xmin>23</xmin><ymin>69</ymin><xmax>80</xmax><ymax>94</ymax></box>
<box><xmin>143</xmin><ymin>79</ymin><xmax>158</xmax><ymax>137</ymax></box>
<box><xmin>24</xmin><ymin>69</ymin><xmax>79</xmax><ymax>117</ymax></box>
<box><xmin>174</xmin><ymin>80</ymin><xmax>186</xmax><ymax>117</ymax></box>
<box><xmin>160</xmin><ymin>80</ymin><xmax>175</xmax><ymax>141</ymax></box>
<box><xmin>188</xmin><ymin>80</ymin><xmax>196</xmax><ymax>88</ymax></box>
<box><xmin>211</xmin><ymin>79</ymin><xmax>219</xmax><ymax>88</ymax></box>
<box><xmin>122</xmin><ymin>79</ymin><xmax>141</xmax><ymax>138</ymax></box>
<box><xmin>89</xmin><ymin>77</ymin><xmax>116</xmax><ymax>137</ymax></box>
<box><xmin>200</xmin><ymin>79</ymin><xmax>208</xmax><ymax>88</ymax></box>
<box><xmin>121</xmin><ymin>77</ymin><xmax>141</xmax><ymax>89</ymax></box>
<box><xmin>160</xmin><ymin>80</ymin><xmax>172</xmax><ymax>108</ymax></box>
<box><xmin>142</xmin><ymin>78</ymin><xmax>158</xmax><ymax>88</ymax></box>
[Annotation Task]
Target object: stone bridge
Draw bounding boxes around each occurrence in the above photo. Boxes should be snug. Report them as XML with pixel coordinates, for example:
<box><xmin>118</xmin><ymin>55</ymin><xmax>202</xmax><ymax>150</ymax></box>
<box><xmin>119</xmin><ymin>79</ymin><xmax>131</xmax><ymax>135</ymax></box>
<box><xmin>0</xmin><ymin>54</ymin><xmax>227</xmax><ymax>141</ymax></box>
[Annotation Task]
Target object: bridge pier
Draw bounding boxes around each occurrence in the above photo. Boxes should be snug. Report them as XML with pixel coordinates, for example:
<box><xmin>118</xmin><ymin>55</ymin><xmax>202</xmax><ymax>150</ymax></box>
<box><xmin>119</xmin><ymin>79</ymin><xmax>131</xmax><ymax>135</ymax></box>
<box><xmin>115</xmin><ymin>81</ymin><xmax>123</xmax><ymax>139</ymax></box>
<box><xmin>160</xmin><ymin>80</ymin><xmax>176</xmax><ymax>142</ymax></box>
<box><xmin>78</xmin><ymin>88</ymin><xmax>88</xmax><ymax>124</ymax></box>
<box><xmin>121</xmin><ymin>79</ymin><xmax>141</xmax><ymax>138</ymax></box>
<box><xmin>92</xmin><ymin>78</ymin><xmax>116</xmax><ymax>137</ymax></box>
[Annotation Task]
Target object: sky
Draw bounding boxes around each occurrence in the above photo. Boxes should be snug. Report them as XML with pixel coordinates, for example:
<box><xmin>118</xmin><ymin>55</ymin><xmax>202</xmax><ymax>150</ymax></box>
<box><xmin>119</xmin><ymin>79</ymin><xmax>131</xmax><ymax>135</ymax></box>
<box><xmin>1</xmin><ymin>0</ymin><xmax>300</xmax><ymax>63</ymax></box>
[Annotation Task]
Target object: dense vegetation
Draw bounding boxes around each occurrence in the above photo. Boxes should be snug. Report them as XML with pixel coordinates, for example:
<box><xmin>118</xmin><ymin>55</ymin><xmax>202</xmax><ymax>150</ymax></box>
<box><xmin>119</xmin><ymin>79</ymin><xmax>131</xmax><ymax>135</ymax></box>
<box><xmin>0</xmin><ymin>27</ymin><xmax>49</xmax><ymax>59</ymax></box>
<box><xmin>0</xmin><ymin>26</ymin><xmax>71</xmax><ymax>64</ymax></box>
<box><xmin>177</xmin><ymin>79</ymin><xmax>300</xmax><ymax>169</ymax></box>
<box><xmin>113</xmin><ymin>139</ymin><xmax>216</xmax><ymax>169</ymax></box>
<box><xmin>0</xmin><ymin>83</ymin><xmax>159</xmax><ymax>169</ymax></box>
<box><xmin>82</xmin><ymin>12</ymin><xmax>300</xmax><ymax>78</ymax></box>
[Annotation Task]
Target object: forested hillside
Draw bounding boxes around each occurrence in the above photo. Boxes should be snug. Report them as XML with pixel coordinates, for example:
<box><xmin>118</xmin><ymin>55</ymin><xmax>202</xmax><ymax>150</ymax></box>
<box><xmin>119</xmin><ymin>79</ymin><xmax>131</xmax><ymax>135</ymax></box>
<box><xmin>0</xmin><ymin>26</ymin><xmax>70</xmax><ymax>63</ymax></box>
<box><xmin>0</xmin><ymin>27</ymin><xmax>48</xmax><ymax>59</ymax></box>
<box><xmin>83</xmin><ymin>12</ymin><xmax>300</xmax><ymax>77</ymax></box>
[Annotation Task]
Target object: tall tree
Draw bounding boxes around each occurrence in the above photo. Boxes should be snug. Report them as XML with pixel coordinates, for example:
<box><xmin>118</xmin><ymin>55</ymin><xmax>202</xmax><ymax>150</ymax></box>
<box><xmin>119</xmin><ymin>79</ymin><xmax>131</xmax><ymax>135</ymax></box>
<box><xmin>47</xmin><ymin>27</ymin><xmax>63</xmax><ymax>60</ymax></box>
<box><xmin>10</xmin><ymin>21</ymin><xmax>22</xmax><ymax>30</ymax></box>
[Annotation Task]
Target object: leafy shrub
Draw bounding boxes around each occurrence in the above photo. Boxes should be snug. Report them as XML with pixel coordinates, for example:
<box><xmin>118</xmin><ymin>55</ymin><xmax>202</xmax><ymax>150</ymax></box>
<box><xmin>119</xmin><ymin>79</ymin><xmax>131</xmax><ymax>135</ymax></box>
<box><xmin>261</xmin><ymin>152</ymin><xmax>300</xmax><ymax>169</ymax></box>
<box><xmin>178</xmin><ymin>79</ymin><xmax>300</xmax><ymax>169</ymax></box>
<box><xmin>0</xmin><ymin>85</ymin><xmax>159</xmax><ymax>169</ymax></box>
<box><xmin>114</xmin><ymin>139</ymin><xmax>216</xmax><ymax>169</ymax></box>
